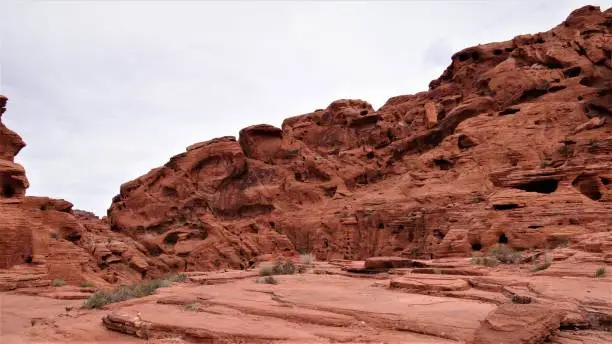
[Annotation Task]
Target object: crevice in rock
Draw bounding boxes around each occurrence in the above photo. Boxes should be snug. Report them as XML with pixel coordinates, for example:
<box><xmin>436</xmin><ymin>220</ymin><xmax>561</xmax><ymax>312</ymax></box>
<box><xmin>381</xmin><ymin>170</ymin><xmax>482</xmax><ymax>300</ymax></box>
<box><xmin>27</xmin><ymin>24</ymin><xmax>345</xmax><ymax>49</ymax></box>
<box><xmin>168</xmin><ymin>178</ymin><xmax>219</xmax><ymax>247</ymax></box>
<box><xmin>164</xmin><ymin>232</ymin><xmax>179</xmax><ymax>245</ymax></box>
<box><xmin>493</xmin><ymin>203</ymin><xmax>521</xmax><ymax>210</ymax></box>
<box><xmin>498</xmin><ymin>233</ymin><xmax>509</xmax><ymax>244</ymax></box>
<box><xmin>563</xmin><ymin>66</ymin><xmax>582</xmax><ymax>78</ymax></box>
<box><xmin>471</xmin><ymin>242</ymin><xmax>482</xmax><ymax>251</ymax></box>
<box><xmin>548</xmin><ymin>85</ymin><xmax>567</xmax><ymax>93</ymax></box>
<box><xmin>433</xmin><ymin>158</ymin><xmax>454</xmax><ymax>170</ymax></box>
<box><xmin>499</xmin><ymin>107</ymin><xmax>521</xmax><ymax>116</ymax></box>
<box><xmin>514</xmin><ymin>179</ymin><xmax>559</xmax><ymax>194</ymax></box>
<box><xmin>518</xmin><ymin>88</ymin><xmax>548</xmax><ymax>102</ymax></box>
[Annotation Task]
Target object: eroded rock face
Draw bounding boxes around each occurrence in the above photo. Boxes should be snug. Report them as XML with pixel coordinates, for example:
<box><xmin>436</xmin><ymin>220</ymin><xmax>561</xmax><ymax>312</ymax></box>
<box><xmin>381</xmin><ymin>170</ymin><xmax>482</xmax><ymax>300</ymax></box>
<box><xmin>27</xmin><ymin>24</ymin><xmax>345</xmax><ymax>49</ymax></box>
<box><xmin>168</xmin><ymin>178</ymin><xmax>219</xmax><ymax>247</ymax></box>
<box><xmin>0</xmin><ymin>96</ymin><xmax>162</xmax><ymax>286</ymax></box>
<box><xmin>107</xmin><ymin>5</ymin><xmax>612</xmax><ymax>271</ymax></box>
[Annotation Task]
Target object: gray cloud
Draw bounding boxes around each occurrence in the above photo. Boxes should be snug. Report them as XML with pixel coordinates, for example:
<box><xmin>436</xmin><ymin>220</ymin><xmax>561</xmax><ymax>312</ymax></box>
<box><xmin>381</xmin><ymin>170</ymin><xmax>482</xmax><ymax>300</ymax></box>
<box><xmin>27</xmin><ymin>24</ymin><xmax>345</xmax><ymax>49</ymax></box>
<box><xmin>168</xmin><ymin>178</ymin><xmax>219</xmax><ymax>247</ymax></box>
<box><xmin>0</xmin><ymin>1</ymin><xmax>609</xmax><ymax>215</ymax></box>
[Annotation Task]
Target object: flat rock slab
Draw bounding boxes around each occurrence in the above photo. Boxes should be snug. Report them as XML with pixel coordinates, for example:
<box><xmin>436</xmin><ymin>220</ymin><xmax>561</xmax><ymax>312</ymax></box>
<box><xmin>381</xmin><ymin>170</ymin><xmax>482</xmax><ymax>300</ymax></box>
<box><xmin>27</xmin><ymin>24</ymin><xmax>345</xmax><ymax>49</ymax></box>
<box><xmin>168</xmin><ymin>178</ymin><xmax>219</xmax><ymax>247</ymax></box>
<box><xmin>188</xmin><ymin>270</ymin><xmax>259</xmax><ymax>284</ymax></box>
<box><xmin>390</xmin><ymin>275</ymin><xmax>471</xmax><ymax>292</ymax></box>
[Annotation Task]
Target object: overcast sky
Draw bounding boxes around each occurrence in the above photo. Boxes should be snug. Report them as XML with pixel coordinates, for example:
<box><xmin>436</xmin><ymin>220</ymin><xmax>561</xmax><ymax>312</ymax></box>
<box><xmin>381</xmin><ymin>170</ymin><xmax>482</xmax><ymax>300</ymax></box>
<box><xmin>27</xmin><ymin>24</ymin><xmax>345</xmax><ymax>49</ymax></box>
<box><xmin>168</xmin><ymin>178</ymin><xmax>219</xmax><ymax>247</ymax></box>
<box><xmin>0</xmin><ymin>1</ymin><xmax>609</xmax><ymax>216</ymax></box>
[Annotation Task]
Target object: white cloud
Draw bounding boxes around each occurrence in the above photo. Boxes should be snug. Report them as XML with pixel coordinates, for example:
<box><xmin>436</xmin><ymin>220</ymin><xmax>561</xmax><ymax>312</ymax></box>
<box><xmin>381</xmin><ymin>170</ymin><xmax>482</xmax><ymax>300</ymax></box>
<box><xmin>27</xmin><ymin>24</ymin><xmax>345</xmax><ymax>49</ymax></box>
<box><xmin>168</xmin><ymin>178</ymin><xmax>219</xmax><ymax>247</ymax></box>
<box><xmin>0</xmin><ymin>0</ymin><xmax>609</xmax><ymax>215</ymax></box>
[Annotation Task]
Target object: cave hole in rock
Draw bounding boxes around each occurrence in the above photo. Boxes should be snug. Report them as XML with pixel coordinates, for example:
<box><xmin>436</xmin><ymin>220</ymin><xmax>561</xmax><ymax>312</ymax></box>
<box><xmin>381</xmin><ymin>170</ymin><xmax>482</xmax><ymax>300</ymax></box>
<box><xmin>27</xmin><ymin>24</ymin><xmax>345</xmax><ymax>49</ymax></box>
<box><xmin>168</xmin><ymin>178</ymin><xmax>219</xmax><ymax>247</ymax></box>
<box><xmin>572</xmin><ymin>174</ymin><xmax>603</xmax><ymax>200</ymax></box>
<box><xmin>514</xmin><ymin>179</ymin><xmax>559</xmax><ymax>194</ymax></box>
<box><xmin>601</xmin><ymin>177</ymin><xmax>610</xmax><ymax>185</ymax></box>
<box><xmin>433</xmin><ymin>158</ymin><xmax>453</xmax><ymax>170</ymax></box>
<box><xmin>498</xmin><ymin>233</ymin><xmax>509</xmax><ymax>244</ymax></box>
<box><xmin>471</xmin><ymin>242</ymin><xmax>482</xmax><ymax>251</ymax></box>
<box><xmin>323</xmin><ymin>239</ymin><xmax>329</xmax><ymax>248</ymax></box>
<box><xmin>519</xmin><ymin>88</ymin><xmax>548</xmax><ymax>102</ymax></box>
<box><xmin>535</xmin><ymin>37</ymin><xmax>545</xmax><ymax>44</ymax></box>
<box><xmin>366</xmin><ymin>151</ymin><xmax>375</xmax><ymax>159</ymax></box>
<box><xmin>457</xmin><ymin>134</ymin><xmax>477</xmax><ymax>150</ymax></box>
<box><xmin>164</xmin><ymin>232</ymin><xmax>179</xmax><ymax>245</ymax></box>
<box><xmin>471</xmin><ymin>51</ymin><xmax>480</xmax><ymax>61</ymax></box>
<box><xmin>548</xmin><ymin>85</ymin><xmax>566</xmax><ymax>93</ymax></box>
<box><xmin>458</xmin><ymin>53</ymin><xmax>470</xmax><ymax>62</ymax></box>
<box><xmin>377</xmin><ymin>222</ymin><xmax>385</xmax><ymax>229</ymax></box>
<box><xmin>493</xmin><ymin>203</ymin><xmax>520</xmax><ymax>210</ymax></box>
<box><xmin>25</xmin><ymin>256</ymin><xmax>32</xmax><ymax>264</ymax></box>
<box><xmin>579</xmin><ymin>76</ymin><xmax>597</xmax><ymax>87</ymax></box>
<box><xmin>504</xmin><ymin>47</ymin><xmax>515</xmax><ymax>52</ymax></box>
<box><xmin>408</xmin><ymin>231</ymin><xmax>415</xmax><ymax>242</ymax></box>
<box><xmin>563</xmin><ymin>66</ymin><xmax>581</xmax><ymax>78</ymax></box>
<box><xmin>433</xmin><ymin>229</ymin><xmax>445</xmax><ymax>240</ymax></box>
<box><xmin>578</xmin><ymin>96</ymin><xmax>584</xmax><ymax>101</ymax></box>
<box><xmin>359</xmin><ymin>110</ymin><xmax>369</xmax><ymax>116</ymax></box>
<box><xmin>2</xmin><ymin>183</ymin><xmax>15</xmax><ymax>198</ymax></box>
<box><xmin>493</xmin><ymin>49</ymin><xmax>503</xmax><ymax>56</ymax></box>
<box><xmin>528</xmin><ymin>225</ymin><xmax>544</xmax><ymax>229</ymax></box>
<box><xmin>269</xmin><ymin>221</ymin><xmax>276</xmax><ymax>228</ymax></box>
<box><xmin>499</xmin><ymin>107</ymin><xmax>521</xmax><ymax>116</ymax></box>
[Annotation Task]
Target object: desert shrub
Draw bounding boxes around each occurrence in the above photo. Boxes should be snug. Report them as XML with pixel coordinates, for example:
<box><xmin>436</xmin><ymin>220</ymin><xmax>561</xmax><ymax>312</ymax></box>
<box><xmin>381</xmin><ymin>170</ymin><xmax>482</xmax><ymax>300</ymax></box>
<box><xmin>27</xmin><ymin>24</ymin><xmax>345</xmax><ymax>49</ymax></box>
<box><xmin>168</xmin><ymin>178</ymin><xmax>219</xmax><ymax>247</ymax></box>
<box><xmin>471</xmin><ymin>256</ymin><xmax>500</xmax><ymax>267</ymax></box>
<box><xmin>79</xmin><ymin>281</ymin><xmax>95</xmax><ymax>288</ymax></box>
<box><xmin>489</xmin><ymin>245</ymin><xmax>521</xmax><ymax>264</ymax></box>
<box><xmin>256</xmin><ymin>276</ymin><xmax>278</xmax><ymax>284</ymax></box>
<box><xmin>531</xmin><ymin>252</ymin><xmax>553</xmax><ymax>272</ymax></box>
<box><xmin>272</xmin><ymin>258</ymin><xmax>297</xmax><ymax>275</ymax></box>
<box><xmin>299</xmin><ymin>253</ymin><xmax>316</xmax><ymax>266</ymax></box>
<box><xmin>83</xmin><ymin>291</ymin><xmax>111</xmax><ymax>309</ymax></box>
<box><xmin>259</xmin><ymin>264</ymin><xmax>275</xmax><ymax>276</ymax></box>
<box><xmin>595</xmin><ymin>267</ymin><xmax>607</xmax><ymax>278</ymax></box>
<box><xmin>183</xmin><ymin>302</ymin><xmax>200</xmax><ymax>311</ymax></box>
<box><xmin>511</xmin><ymin>294</ymin><xmax>532</xmax><ymax>304</ymax></box>
<box><xmin>82</xmin><ymin>276</ymin><xmax>181</xmax><ymax>309</ymax></box>
<box><xmin>52</xmin><ymin>279</ymin><xmax>66</xmax><ymax>287</ymax></box>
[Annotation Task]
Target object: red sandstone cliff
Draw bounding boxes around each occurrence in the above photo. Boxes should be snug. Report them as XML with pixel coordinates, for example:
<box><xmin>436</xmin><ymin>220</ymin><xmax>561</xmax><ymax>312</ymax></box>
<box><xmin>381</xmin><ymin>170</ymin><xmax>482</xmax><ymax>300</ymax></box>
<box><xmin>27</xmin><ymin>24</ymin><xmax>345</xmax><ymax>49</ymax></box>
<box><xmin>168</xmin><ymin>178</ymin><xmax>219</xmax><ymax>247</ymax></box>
<box><xmin>1</xmin><ymin>6</ymin><xmax>611</xmax><ymax>283</ymax></box>
<box><xmin>107</xmin><ymin>6</ymin><xmax>612</xmax><ymax>272</ymax></box>
<box><xmin>0</xmin><ymin>96</ymin><xmax>167</xmax><ymax>289</ymax></box>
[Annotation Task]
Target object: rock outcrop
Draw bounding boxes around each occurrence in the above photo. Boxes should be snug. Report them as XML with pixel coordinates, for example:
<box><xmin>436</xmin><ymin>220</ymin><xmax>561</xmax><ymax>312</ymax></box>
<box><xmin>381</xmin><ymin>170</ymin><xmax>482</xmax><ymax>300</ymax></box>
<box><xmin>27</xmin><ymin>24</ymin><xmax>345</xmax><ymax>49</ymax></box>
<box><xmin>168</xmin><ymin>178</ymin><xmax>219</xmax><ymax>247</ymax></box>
<box><xmin>0</xmin><ymin>97</ymin><xmax>163</xmax><ymax>288</ymax></box>
<box><xmin>108</xmin><ymin>5</ymin><xmax>612</xmax><ymax>272</ymax></box>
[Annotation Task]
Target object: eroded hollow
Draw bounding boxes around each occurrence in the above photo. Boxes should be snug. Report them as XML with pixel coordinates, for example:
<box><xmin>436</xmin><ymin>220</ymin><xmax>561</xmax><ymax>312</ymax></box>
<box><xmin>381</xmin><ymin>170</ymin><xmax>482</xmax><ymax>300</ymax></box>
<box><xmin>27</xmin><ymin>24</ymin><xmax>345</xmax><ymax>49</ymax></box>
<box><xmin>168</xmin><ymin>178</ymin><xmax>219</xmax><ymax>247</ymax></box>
<box><xmin>498</xmin><ymin>233</ymin><xmax>509</xmax><ymax>244</ymax></box>
<box><xmin>163</xmin><ymin>232</ymin><xmax>179</xmax><ymax>245</ymax></box>
<box><xmin>2</xmin><ymin>183</ymin><xmax>16</xmax><ymax>198</ymax></box>
<box><xmin>433</xmin><ymin>158</ymin><xmax>454</xmax><ymax>170</ymax></box>
<box><xmin>493</xmin><ymin>203</ymin><xmax>521</xmax><ymax>210</ymax></box>
<box><xmin>514</xmin><ymin>179</ymin><xmax>559</xmax><ymax>194</ymax></box>
<box><xmin>471</xmin><ymin>242</ymin><xmax>482</xmax><ymax>251</ymax></box>
<box><xmin>563</xmin><ymin>66</ymin><xmax>582</xmax><ymax>78</ymax></box>
<box><xmin>572</xmin><ymin>174</ymin><xmax>603</xmax><ymax>201</ymax></box>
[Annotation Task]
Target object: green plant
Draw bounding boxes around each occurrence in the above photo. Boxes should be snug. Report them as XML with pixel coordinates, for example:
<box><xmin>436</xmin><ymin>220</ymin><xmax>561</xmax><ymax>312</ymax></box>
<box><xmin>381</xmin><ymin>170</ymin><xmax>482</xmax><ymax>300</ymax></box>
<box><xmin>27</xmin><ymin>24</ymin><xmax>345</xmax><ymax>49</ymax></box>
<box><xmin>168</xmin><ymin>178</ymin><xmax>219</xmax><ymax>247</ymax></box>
<box><xmin>256</xmin><ymin>276</ymin><xmax>278</xmax><ymax>284</ymax></box>
<box><xmin>595</xmin><ymin>267</ymin><xmax>607</xmax><ymax>278</ymax></box>
<box><xmin>471</xmin><ymin>256</ymin><xmax>500</xmax><ymax>267</ymax></box>
<box><xmin>82</xmin><ymin>276</ymin><xmax>181</xmax><ymax>309</ymax></box>
<box><xmin>52</xmin><ymin>279</ymin><xmax>66</xmax><ymax>287</ymax></box>
<box><xmin>299</xmin><ymin>253</ymin><xmax>316</xmax><ymax>266</ymax></box>
<box><xmin>183</xmin><ymin>302</ymin><xmax>199</xmax><ymax>312</ymax></box>
<box><xmin>489</xmin><ymin>245</ymin><xmax>521</xmax><ymax>264</ymax></box>
<box><xmin>83</xmin><ymin>291</ymin><xmax>111</xmax><ymax>309</ymax></box>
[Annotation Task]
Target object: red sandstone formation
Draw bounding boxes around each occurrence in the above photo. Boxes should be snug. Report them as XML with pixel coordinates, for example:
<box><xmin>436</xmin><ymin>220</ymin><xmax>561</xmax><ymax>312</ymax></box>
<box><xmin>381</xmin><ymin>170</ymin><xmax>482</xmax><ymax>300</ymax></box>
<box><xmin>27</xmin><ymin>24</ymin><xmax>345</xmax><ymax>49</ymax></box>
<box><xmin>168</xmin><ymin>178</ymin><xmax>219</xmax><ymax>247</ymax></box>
<box><xmin>108</xmin><ymin>5</ymin><xmax>612</xmax><ymax>272</ymax></box>
<box><xmin>0</xmin><ymin>98</ymin><xmax>164</xmax><ymax>290</ymax></box>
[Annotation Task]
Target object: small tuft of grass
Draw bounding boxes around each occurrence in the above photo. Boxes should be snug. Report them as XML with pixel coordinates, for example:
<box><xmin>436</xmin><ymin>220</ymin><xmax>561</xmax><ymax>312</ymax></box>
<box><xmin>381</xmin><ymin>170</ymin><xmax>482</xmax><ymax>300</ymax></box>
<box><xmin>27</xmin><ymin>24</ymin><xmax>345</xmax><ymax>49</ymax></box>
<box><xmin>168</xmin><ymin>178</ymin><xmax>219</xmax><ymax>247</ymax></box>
<box><xmin>52</xmin><ymin>279</ymin><xmax>66</xmax><ymax>287</ymax></box>
<box><xmin>183</xmin><ymin>302</ymin><xmax>199</xmax><ymax>312</ymax></box>
<box><xmin>256</xmin><ymin>276</ymin><xmax>278</xmax><ymax>284</ymax></box>
<box><xmin>299</xmin><ymin>253</ymin><xmax>316</xmax><ymax>266</ymax></box>
<box><xmin>595</xmin><ymin>267</ymin><xmax>607</xmax><ymax>278</ymax></box>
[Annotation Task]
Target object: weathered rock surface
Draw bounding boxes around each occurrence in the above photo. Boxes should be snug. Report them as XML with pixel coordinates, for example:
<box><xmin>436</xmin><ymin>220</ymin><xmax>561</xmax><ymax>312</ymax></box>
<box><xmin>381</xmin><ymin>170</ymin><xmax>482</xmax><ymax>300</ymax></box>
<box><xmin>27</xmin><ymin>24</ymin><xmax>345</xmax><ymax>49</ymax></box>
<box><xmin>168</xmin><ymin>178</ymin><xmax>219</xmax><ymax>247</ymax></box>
<box><xmin>104</xmin><ymin>5</ymin><xmax>612</xmax><ymax>272</ymax></box>
<box><xmin>0</xmin><ymin>97</ymin><xmax>163</xmax><ymax>286</ymax></box>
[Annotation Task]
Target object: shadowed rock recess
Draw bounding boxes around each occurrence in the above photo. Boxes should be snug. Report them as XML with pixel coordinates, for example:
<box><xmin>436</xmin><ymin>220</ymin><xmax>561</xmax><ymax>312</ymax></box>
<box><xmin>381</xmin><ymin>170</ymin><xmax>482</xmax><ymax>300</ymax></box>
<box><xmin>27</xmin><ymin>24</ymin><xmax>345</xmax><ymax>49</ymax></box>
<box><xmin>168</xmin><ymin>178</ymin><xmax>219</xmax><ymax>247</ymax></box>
<box><xmin>0</xmin><ymin>5</ymin><xmax>611</xmax><ymax>344</ymax></box>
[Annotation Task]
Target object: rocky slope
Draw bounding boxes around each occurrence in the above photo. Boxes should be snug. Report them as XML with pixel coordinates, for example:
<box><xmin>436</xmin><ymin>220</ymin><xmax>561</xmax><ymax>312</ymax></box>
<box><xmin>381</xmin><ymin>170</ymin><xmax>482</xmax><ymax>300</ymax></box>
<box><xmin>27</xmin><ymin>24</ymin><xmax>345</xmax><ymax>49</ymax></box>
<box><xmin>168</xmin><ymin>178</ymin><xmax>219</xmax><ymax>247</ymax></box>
<box><xmin>107</xmin><ymin>5</ymin><xmax>612</xmax><ymax>272</ymax></box>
